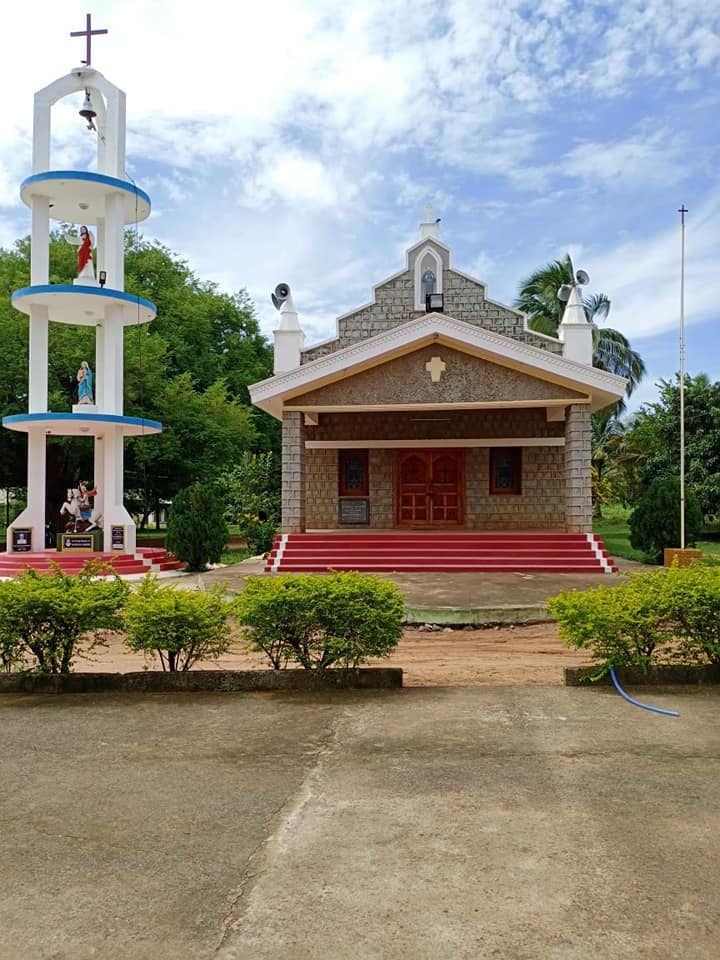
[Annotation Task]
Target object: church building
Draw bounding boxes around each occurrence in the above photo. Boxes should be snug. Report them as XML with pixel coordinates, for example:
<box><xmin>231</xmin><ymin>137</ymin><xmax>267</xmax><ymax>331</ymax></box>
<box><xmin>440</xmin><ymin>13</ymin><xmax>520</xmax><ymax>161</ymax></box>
<box><xmin>249</xmin><ymin>214</ymin><xmax>626</xmax><ymax>572</ymax></box>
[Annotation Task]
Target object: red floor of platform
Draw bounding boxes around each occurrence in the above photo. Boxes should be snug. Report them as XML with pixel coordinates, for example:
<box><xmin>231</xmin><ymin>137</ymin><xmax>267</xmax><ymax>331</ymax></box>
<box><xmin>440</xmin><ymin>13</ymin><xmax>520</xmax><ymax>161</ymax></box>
<box><xmin>265</xmin><ymin>532</ymin><xmax>617</xmax><ymax>574</ymax></box>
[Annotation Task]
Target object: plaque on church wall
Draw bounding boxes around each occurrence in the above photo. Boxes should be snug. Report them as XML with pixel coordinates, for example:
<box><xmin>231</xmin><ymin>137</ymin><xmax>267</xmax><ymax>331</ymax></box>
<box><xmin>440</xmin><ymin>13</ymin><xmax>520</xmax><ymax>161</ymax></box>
<box><xmin>11</xmin><ymin>527</ymin><xmax>32</xmax><ymax>552</ymax></box>
<box><xmin>339</xmin><ymin>497</ymin><xmax>369</xmax><ymax>525</ymax></box>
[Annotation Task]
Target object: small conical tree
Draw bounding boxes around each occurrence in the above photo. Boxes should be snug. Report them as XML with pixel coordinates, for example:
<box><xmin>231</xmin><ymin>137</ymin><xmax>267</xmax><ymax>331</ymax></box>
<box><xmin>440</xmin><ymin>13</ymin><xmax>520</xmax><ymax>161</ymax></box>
<box><xmin>629</xmin><ymin>476</ymin><xmax>704</xmax><ymax>563</ymax></box>
<box><xmin>166</xmin><ymin>481</ymin><xmax>228</xmax><ymax>572</ymax></box>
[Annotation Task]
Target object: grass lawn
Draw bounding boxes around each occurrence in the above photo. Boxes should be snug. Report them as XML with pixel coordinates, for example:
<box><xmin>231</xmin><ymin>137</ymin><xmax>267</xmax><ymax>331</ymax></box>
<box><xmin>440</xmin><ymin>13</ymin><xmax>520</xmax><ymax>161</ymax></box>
<box><xmin>219</xmin><ymin>546</ymin><xmax>254</xmax><ymax>565</ymax></box>
<box><xmin>594</xmin><ymin>504</ymin><xmax>720</xmax><ymax>563</ymax></box>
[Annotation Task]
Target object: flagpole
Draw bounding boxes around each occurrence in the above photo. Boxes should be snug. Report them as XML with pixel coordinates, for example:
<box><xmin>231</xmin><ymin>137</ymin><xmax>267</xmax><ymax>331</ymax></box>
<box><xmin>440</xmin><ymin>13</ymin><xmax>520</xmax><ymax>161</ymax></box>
<box><xmin>679</xmin><ymin>205</ymin><xmax>687</xmax><ymax>550</ymax></box>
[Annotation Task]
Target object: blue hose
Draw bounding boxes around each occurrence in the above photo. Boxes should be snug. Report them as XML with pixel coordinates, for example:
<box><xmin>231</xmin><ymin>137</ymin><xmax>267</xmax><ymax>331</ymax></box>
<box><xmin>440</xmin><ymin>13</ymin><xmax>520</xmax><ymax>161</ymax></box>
<box><xmin>609</xmin><ymin>666</ymin><xmax>680</xmax><ymax>717</ymax></box>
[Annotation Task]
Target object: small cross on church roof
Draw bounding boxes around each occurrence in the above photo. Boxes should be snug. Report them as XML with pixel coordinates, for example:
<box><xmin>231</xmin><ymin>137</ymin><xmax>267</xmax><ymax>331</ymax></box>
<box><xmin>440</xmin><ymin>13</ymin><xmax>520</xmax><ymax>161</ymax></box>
<box><xmin>70</xmin><ymin>13</ymin><xmax>108</xmax><ymax>66</ymax></box>
<box><xmin>422</xmin><ymin>203</ymin><xmax>436</xmax><ymax>222</ymax></box>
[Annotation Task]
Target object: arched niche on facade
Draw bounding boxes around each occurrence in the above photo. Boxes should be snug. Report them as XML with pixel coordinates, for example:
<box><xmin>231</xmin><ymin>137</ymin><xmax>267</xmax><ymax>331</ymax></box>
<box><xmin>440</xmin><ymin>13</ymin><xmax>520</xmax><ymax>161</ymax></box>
<box><xmin>414</xmin><ymin>245</ymin><xmax>444</xmax><ymax>311</ymax></box>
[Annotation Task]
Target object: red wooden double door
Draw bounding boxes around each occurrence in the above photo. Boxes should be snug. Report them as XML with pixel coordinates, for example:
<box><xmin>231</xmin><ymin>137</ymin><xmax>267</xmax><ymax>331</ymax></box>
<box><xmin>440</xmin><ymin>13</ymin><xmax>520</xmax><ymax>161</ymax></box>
<box><xmin>395</xmin><ymin>449</ymin><xmax>464</xmax><ymax>526</ymax></box>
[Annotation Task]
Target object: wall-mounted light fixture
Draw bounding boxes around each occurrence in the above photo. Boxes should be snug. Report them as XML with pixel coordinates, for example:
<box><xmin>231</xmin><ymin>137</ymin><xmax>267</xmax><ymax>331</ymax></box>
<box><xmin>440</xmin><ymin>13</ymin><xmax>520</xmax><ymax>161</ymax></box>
<box><xmin>98</xmin><ymin>270</ymin><xmax>107</xmax><ymax>288</ymax></box>
<box><xmin>425</xmin><ymin>292</ymin><xmax>444</xmax><ymax>313</ymax></box>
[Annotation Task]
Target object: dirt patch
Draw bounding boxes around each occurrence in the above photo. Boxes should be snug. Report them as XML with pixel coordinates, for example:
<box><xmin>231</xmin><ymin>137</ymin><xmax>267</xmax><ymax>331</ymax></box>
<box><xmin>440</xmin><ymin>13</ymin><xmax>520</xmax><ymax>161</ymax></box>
<box><xmin>72</xmin><ymin>622</ymin><xmax>590</xmax><ymax>687</ymax></box>
<box><xmin>379</xmin><ymin>624</ymin><xmax>590</xmax><ymax>686</ymax></box>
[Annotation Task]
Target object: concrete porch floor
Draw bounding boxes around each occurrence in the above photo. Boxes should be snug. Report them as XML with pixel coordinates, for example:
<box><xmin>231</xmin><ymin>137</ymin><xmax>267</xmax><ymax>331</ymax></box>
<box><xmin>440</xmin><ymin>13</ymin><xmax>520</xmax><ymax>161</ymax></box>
<box><xmin>189</xmin><ymin>555</ymin><xmax>649</xmax><ymax>624</ymax></box>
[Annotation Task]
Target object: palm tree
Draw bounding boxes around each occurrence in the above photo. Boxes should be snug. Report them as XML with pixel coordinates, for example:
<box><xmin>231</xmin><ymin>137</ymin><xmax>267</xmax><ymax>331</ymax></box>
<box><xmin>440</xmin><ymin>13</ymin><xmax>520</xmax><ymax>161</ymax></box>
<box><xmin>514</xmin><ymin>254</ymin><xmax>645</xmax><ymax>407</ymax></box>
<box><xmin>591</xmin><ymin>408</ymin><xmax>626</xmax><ymax>517</ymax></box>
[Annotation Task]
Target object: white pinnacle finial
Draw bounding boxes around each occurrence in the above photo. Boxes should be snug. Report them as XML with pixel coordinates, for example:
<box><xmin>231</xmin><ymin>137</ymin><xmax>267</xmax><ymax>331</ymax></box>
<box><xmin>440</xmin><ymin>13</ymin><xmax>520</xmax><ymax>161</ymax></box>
<box><xmin>560</xmin><ymin>284</ymin><xmax>588</xmax><ymax>326</ymax></box>
<box><xmin>420</xmin><ymin>203</ymin><xmax>440</xmax><ymax>239</ymax></box>
<box><xmin>559</xmin><ymin>284</ymin><xmax>593</xmax><ymax>365</ymax></box>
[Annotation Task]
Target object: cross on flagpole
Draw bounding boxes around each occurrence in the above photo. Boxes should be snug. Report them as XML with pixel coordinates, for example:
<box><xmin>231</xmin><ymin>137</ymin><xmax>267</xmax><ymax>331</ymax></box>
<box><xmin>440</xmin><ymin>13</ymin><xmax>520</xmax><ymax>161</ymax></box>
<box><xmin>70</xmin><ymin>13</ymin><xmax>108</xmax><ymax>65</ymax></box>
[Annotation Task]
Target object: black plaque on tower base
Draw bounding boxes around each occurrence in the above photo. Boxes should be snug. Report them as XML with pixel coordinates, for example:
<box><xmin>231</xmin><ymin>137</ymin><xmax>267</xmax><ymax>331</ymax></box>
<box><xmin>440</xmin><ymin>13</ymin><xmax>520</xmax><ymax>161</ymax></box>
<box><xmin>11</xmin><ymin>527</ymin><xmax>33</xmax><ymax>552</ymax></box>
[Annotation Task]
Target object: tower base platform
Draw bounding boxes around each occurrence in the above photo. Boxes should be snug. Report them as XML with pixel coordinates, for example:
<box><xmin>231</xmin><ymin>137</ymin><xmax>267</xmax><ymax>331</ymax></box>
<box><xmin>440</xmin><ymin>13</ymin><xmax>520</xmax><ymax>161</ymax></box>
<box><xmin>0</xmin><ymin>547</ymin><xmax>186</xmax><ymax>579</ymax></box>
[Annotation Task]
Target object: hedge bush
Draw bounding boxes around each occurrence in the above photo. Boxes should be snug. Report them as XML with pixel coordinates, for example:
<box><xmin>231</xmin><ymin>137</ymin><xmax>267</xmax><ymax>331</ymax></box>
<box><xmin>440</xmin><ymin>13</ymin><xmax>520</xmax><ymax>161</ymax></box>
<box><xmin>0</xmin><ymin>562</ymin><xmax>129</xmax><ymax>674</ymax></box>
<box><xmin>548</xmin><ymin>563</ymin><xmax>720</xmax><ymax>676</ymax></box>
<box><xmin>661</xmin><ymin>561</ymin><xmax>720</xmax><ymax>664</ymax></box>
<box><xmin>629</xmin><ymin>476</ymin><xmax>704</xmax><ymax>563</ymax></box>
<box><xmin>234</xmin><ymin>572</ymin><xmax>404</xmax><ymax>670</ymax></box>
<box><xmin>123</xmin><ymin>574</ymin><xmax>234</xmax><ymax>671</ymax></box>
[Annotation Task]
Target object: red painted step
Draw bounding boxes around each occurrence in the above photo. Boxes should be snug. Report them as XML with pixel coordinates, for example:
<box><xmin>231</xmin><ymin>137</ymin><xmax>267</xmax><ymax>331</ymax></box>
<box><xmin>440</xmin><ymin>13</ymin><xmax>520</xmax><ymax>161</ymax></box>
<box><xmin>264</xmin><ymin>532</ymin><xmax>617</xmax><ymax>574</ymax></box>
<box><xmin>0</xmin><ymin>549</ymin><xmax>186</xmax><ymax>579</ymax></box>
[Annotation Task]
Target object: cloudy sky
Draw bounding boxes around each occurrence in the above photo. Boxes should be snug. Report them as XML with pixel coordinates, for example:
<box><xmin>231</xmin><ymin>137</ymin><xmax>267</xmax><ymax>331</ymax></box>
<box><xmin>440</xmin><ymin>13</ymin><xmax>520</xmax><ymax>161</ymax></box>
<box><xmin>1</xmin><ymin>0</ymin><xmax>718</xmax><ymax>412</ymax></box>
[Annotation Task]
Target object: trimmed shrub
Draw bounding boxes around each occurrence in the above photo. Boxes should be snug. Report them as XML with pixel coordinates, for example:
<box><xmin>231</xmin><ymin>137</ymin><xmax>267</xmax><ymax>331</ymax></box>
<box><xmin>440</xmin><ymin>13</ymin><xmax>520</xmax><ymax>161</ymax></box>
<box><xmin>661</xmin><ymin>561</ymin><xmax>720</xmax><ymax>664</ymax></box>
<box><xmin>0</xmin><ymin>562</ymin><xmax>129</xmax><ymax>674</ymax></box>
<box><xmin>237</xmin><ymin>517</ymin><xmax>278</xmax><ymax>557</ymax></box>
<box><xmin>629</xmin><ymin>476</ymin><xmax>704</xmax><ymax>563</ymax></box>
<box><xmin>123</xmin><ymin>574</ymin><xmax>234</xmax><ymax>671</ymax></box>
<box><xmin>549</xmin><ymin>571</ymin><xmax>674</xmax><ymax>677</ymax></box>
<box><xmin>166</xmin><ymin>481</ymin><xmax>228</xmax><ymax>572</ymax></box>
<box><xmin>235</xmin><ymin>572</ymin><xmax>404</xmax><ymax>670</ymax></box>
<box><xmin>549</xmin><ymin>563</ymin><xmax>720</xmax><ymax>676</ymax></box>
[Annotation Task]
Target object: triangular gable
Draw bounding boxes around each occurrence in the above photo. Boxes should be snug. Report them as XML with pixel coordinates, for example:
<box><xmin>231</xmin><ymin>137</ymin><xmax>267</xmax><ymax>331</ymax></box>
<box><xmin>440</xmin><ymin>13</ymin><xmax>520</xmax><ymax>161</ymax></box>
<box><xmin>250</xmin><ymin>313</ymin><xmax>626</xmax><ymax>418</ymax></box>
<box><xmin>289</xmin><ymin>344</ymin><xmax>587</xmax><ymax>408</ymax></box>
<box><xmin>335</xmin><ymin>235</ymin><xmax>451</xmax><ymax>323</ymax></box>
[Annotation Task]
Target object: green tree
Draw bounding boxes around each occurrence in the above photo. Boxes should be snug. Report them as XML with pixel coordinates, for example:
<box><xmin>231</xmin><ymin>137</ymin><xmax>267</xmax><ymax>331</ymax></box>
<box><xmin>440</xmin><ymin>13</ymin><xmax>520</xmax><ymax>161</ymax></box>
<box><xmin>514</xmin><ymin>254</ymin><xmax>645</xmax><ymax>407</ymax></box>
<box><xmin>217</xmin><ymin>452</ymin><xmax>281</xmax><ymax>554</ymax></box>
<box><xmin>127</xmin><ymin>375</ymin><xmax>256</xmax><ymax>526</ymax></box>
<box><xmin>0</xmin><ymin>232</ymin><xmax>278</xmax><ymax>526</ymax></box>
<box><xmin>625</xmin><ymin>374</ymin><xmax>720</xmax><ymax>517</ymax></box>
<box><xmin>166</xmin><ymin>481</ymin><xmax>228</xmax><ymax>571</ymax></box>
<box><xmin>629</xmin><ymin>476</ymin><xmax>704</xmax><ymax>562</ymax></box>
<box><xmin>591</xmin><ymin>409</ymin><xmax>627</xmax><ymax>517</ymax></box>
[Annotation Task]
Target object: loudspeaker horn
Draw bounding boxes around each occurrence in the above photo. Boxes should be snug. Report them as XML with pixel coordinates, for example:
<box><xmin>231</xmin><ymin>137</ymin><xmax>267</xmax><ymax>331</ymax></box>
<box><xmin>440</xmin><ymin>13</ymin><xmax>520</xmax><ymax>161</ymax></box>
<box><xmin>271</xmin><ymin>283</ymin><xmax>291</xmax><ymax>311</ymax></box>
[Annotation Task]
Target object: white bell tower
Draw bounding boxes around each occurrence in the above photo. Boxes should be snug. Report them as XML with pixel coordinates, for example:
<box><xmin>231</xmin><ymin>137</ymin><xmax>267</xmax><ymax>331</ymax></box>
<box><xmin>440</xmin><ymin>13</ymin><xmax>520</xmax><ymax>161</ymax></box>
<box><xmin>3</xmin><ymin>16</ymin><xmax>161</xmax><ymax>556</ymax></box>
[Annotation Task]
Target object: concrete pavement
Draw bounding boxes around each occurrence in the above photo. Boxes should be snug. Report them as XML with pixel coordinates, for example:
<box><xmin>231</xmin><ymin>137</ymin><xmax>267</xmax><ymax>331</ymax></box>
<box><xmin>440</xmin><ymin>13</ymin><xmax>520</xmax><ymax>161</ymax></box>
<box><xmin>1</xmin><ymin>686</ymin><xmax>718</xmax><ymax>959</ymax></box>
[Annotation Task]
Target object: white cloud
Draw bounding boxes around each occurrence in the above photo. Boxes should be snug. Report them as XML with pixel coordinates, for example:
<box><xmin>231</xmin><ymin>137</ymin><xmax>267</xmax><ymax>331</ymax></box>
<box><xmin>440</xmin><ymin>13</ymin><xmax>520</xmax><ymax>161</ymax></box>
<box><xmin>588</xmin><ymin>190</ymin><xmax>720</xmax><ymax>339</ymax></box>
<box><xmin>561</xmin><ymin>128</ymin><xmax>688</xmax><ymax>188</ymax></box>
<box><xmin>239</xmin><ymin>149</ymin><xmax>349</xmax><ymax>211</ymax></box>
<box><xmin>0</xmin><ymin>0</ymin><xmax>718</xmax><ymax>394</ymax></box>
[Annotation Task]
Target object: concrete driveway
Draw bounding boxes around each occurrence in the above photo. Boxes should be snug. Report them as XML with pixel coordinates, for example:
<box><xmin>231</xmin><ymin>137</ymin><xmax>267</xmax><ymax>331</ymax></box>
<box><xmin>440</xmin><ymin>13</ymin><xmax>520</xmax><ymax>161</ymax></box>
<box><xmin>1</xmin><ymin>686</ymin><xmax>718</xmax><ymax>959</ymax></box>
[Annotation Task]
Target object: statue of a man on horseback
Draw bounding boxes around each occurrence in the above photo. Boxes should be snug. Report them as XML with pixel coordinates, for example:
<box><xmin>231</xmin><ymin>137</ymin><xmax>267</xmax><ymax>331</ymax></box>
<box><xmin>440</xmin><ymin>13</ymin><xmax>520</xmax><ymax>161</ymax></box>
<box><xmin>60</xmin><ymin>482</ymin><xmax>102</xmax><ymax>533</ymax></box>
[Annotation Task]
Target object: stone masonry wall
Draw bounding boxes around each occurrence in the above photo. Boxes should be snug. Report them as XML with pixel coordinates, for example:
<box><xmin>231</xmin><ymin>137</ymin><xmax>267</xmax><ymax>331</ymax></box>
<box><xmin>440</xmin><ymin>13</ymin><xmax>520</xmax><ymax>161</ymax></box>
<box><xmin>565</xmin><ymin>403</ymin><xmax>592</xmax><ymax>532</ymax></box>
<box><xmin>281</xmin><ymin>412</ymin><xmax>305</xmax><ymax>533</ymax></box>
<box><xmin>465</xmin><ymin>447</ymin><xmax>566</xmax><ymax>529</ymax></box>
<box><xmin>304</xmin><ymin>447</ymin><xmax>395</xmax><ymax>530</ymax></box>
<box><xmin>303</xmin><ymin>443</ymin><xmax>566</xmax><ymax>530</ymax></box>
<box><xmin>301</xmin><ymin>268</ymin><xmax>562</xmax><ymax>362</ymax></box>
<box><xmin>368</xmin><ymin>449</ymin><xmax>394</xmax><ymax>528</ymax></box>
<box><xmin>301</xmin><ymin>410</ymin><xmax>567</xmax><ymax>529</ymax></box>
<box><xmin>305</xmin><ymin>448</ymin><xmax>337</xmax><ymax>529</ymax></box>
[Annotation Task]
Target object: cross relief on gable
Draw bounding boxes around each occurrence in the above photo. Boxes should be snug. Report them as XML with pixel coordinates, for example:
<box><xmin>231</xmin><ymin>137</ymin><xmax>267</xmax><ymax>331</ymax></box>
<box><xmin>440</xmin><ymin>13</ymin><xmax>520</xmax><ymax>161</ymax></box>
<box><xmin>425</xmin><ymin>356</ymin><xmax>446</xmax><ymax>382</ymax></box>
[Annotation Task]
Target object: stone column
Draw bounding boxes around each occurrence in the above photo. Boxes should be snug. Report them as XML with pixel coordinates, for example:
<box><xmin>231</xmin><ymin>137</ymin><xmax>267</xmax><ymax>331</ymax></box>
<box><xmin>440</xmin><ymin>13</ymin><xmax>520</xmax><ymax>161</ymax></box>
<box><xmin>565</xmin><ymin>404</ymin><xmax>592</xmax><ymax>532</ymax></box>
<box><xmin>281</xmin><ymin>411</ymin><xmax>306</xmax><ymax>533</ymax></box>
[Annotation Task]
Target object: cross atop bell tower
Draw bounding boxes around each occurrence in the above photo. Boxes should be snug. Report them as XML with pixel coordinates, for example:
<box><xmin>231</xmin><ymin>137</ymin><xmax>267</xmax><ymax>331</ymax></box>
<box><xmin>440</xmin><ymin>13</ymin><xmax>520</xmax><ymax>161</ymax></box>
<box><xmin>70</xmin><ymin>13</ymin><xmax>108</xmax><ymax>65</ymax></box>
